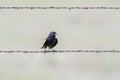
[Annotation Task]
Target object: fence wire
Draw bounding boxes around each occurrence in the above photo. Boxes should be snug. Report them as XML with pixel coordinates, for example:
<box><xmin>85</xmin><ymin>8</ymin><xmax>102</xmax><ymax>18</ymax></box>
<box><xmin>0</xmin><ymin>6</ymin><xmax>119</xmax><ymax>53</ymax></box>
<box><xmin>0</xmin><ymin>6</ymin><xmax>119</xmax><ymax>10</ymax></box>
<box><xmin>0</xmin><ymin>50</ymin><xmax>119</xmax><ymax>53</ymax></box>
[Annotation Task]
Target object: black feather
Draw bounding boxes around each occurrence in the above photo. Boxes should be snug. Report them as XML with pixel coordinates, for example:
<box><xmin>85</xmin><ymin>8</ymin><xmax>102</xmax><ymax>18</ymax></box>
<box><xmin>41</xmin><ymin>32</ymin><xmax>58</xmax><ymax>49</ymax></box>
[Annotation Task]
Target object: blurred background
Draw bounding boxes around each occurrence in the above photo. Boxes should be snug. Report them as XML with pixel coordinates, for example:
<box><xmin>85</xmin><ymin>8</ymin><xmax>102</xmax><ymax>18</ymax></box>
<box><xmin>0</xmin><ymin>0</ymin><xmax>120</xmax><ymax>80</ymax></box>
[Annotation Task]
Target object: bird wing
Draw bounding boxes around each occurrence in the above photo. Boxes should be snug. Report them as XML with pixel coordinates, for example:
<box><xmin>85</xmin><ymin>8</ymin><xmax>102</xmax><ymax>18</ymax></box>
<box><xmin>49</xmin><ymin>38</ymin><xmax>58</xmax><ymax>49</ymax></box>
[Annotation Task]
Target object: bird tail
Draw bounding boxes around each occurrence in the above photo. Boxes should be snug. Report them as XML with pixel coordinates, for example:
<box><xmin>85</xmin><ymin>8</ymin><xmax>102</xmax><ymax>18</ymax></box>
<box><xmin>41</xmin><ymin>45</ymin><xmax>46</xmax><ymax>49</ymax></box>
<box><xmin>41</xmin><ymin>46</ymin><xmax>44</xmax><ymax>49</ymax></box>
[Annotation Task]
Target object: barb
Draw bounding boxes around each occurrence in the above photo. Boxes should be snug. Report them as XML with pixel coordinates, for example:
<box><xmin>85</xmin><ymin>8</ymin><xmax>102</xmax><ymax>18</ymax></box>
<box><xmin>0</xmin><ymin>6</ymin><xmax>119</xmax><ymax>10</ymax></box>
<box><xmin>0</xmin><ymin>50</ymin><xmax>119</xmax><ymax>53</ymax></box>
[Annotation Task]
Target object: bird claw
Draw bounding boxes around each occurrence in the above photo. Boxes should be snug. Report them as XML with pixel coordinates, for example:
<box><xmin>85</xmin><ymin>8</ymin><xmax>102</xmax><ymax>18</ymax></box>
<box><xmin>52</xmin><ymin>49</ymin><xmax>55</xmax><ymax>54</ymax></box>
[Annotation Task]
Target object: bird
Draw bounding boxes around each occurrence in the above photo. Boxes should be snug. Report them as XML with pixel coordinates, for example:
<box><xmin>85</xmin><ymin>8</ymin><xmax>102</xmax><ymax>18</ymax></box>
<box><xmin>41</xmin><ymin>31</ymin><xmax>58</xmax><ymax>53</ymax></box>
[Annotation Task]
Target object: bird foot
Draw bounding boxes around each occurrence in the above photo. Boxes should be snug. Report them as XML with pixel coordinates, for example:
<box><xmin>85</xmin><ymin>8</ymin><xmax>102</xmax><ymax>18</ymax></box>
<box><xmin>52</xmin><ymin>49</ymin><xmax>55</xmax><ymax>54</ymax></box>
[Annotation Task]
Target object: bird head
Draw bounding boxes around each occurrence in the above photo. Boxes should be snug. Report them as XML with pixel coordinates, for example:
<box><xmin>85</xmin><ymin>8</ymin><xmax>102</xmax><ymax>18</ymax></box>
<box><xmin>49</xmin><ymin>31</ymin><xmax>56</xmax><ymax>36</ymax></box>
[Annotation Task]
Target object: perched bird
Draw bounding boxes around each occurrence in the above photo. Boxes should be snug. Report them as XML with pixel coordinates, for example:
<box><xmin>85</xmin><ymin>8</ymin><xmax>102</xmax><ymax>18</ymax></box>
<box><xmin>41</xmin><ymin>31</ymin><xmax>58</xmax><ymax>53</ymax></box>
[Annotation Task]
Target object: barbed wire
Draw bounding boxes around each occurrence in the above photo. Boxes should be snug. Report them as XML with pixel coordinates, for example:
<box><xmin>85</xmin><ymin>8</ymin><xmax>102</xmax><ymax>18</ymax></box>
<box><xmin>0</xmin><ymin>6</ymin><xmax>119</xmax><ymax>10</ymax></box>
<box><xmin>0</xmin><ymin>50</ymin><xmax>119</xmax><ymax>53</ymax></box>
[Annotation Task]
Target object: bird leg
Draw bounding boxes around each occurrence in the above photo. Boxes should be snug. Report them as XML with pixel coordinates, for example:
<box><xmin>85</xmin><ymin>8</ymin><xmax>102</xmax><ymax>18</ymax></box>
<box><xmin>44</xmin><ymin>48</ymin><xmax>46</xmax><ymax>54</ymax></box>
<box><xmin>52</xmin><ymin>49</ymin><xmax>55</xmax><ymax>54</ymax></box>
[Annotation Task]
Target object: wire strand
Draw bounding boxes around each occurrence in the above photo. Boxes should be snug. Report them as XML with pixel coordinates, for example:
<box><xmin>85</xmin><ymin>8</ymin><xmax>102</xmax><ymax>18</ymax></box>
<box><xmin>0</xmin><ymin>50</ymin><xmax>119</xmax><ymax>53</ymax></box>
<box><xmin>0</xmin><ymin>6</ymin><xmax>119</xmax><ymax>10</ymax></box>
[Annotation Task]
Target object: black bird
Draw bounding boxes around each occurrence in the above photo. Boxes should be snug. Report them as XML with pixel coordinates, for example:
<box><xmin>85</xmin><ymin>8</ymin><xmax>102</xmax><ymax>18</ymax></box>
<box><xmin>41</xmin><ymin>31</ymin><xmax>58</xmax><ymax>53</ymax></box>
